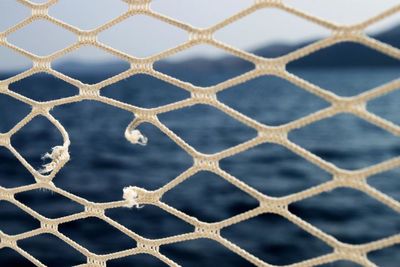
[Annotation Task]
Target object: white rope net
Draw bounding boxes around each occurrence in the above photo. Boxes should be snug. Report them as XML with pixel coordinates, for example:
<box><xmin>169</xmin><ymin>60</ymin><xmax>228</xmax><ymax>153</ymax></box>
<box><xmin>0</xmin><ymin>0</ymin><xmax>400</xmax><ymax>266</ymax></box>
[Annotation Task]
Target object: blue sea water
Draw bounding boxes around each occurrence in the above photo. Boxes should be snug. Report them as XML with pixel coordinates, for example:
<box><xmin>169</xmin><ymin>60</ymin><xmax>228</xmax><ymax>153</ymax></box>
<box><xmin>0</xmin><ymin>68</ymin><xmax>400</xmax><ymax>266</ymax></box>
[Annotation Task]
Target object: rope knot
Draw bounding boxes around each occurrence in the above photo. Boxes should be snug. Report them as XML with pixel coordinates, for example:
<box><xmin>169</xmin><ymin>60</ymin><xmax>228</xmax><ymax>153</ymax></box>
<box><xmin>125</xmin><ymin>129</ymin><xmax>148</xmax><ymax>146</ymax></box>
<box><xmin>39</xmin><ymin>146</ymin><xmax>70</xmax><ymax>174</ymax></box>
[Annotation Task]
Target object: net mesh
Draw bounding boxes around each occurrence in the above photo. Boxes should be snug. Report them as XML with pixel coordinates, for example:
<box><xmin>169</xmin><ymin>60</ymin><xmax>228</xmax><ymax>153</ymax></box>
<box><xmin>1</xmin><ymin>0</ymin><xmax>400</xmax><ymax>266</ymax></box>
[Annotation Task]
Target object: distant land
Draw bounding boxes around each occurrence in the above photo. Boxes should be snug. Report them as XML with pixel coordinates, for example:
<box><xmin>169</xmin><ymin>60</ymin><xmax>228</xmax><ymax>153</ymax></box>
<box><xmin>1</xmin><ymin>24</ymin><xmax>399</xmax><ymax>78</ymax></box>
<box><xmin>161</xmin><ymin>23</ymin><xmax>400</xmax><ymax>70</ymax></box>
<box><xmin>64</xmin><ymin>23</ymin><xmax>400</xmax><ymax>75</ymax></box>
<box><xmin>254</xmin><ymin>23</ymin><xmax>400</xmax><ymax>61</ymax></box>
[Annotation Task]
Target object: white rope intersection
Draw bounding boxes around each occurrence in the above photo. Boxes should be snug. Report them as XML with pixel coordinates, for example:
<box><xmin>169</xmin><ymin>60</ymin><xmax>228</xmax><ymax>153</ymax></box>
<box><xmin>0</xmin><ymin>0</ymin><xmax>399</xmax><ymax>266</ymax></box>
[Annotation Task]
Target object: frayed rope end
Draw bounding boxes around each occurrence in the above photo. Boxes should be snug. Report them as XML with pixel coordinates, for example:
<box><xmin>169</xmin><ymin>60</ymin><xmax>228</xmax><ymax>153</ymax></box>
<box><xmin>39</xmin><ymin>146</ymin><xmax>70</xmax><ymax>175</ymax></box>
<box><xmin>125</xmin><ymin>129</ymin><xmax>148</xmax><ymax>146</ymax></box>
<box><xmin>123</xmin><ymin>186</ymin><xmax>143</xmax><ymax>209</ymax></box>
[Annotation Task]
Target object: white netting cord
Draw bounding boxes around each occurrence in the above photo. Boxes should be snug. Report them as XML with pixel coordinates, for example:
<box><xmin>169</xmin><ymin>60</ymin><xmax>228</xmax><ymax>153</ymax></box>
<box><xmin>0</xmin><ymin>0</ymin><xmax>399</xmax><ymax>266</ymax></box>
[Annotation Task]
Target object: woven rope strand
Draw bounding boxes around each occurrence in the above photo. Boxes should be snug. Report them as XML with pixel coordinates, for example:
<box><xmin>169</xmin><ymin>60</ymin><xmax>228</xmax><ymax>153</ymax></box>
<box><xmin>0</xmin><ymin>0</ymin><xmax>399</xmax><ymax>266</ymax></box>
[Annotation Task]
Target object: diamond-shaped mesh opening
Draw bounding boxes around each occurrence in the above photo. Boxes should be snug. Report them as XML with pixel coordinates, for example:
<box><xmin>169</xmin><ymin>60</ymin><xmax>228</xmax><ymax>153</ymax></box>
<box><xmin>218</xmin><ymin>75</ymin><xmax>329</xmax><ymax>125</ymax></box>
<box><xmin>285</xmin><ymin>0</ymin><xmax>399</xmax><ymax>25</ymax></box>
<box><xmin>221</xmin><ymin>213</ymin><xmax>332</xmax><ymax>265</ymax></box>
<box><xmin>368</xmin><ymin>244</ymin><xmax>400</xmax><ymax>266</ymax></box>
<box><xmin>52</xmin><ymin>46</ymin><xmax>130</xmax><ymax>84</ymax></box>
<box><xmin>0</xmin><ymin>201</ymin><xmax>40</xmax><ymax>235</ymax></box>
<box><xmin>162</xmin><ymin>171</ymin><xmax>258</xmax><ymax>222</ymax></box>
<box><xmin>366</xmin><ymin>13</ymin><xmax>400</xmax><ymax>49</ymax></box>
<box><xmin>101</xmin><ymin>74</ymin><xmax>189</xmax><ymax>108</ymax></box>
<box><xmin>290</xmin><ymin>67</ymin><xmax>400</xmax><ymax>97</ymax></box>
<box><xmin>154</xmin><ymin>45</ymin><xmax>255</xmax><ymax>87</ymax></box>
<box><xmin>0</xmin><ymin>46</ymin><xmax>32</xmax><ymax>80</ymax></box>
<box><xmin>216</xmin><ymin>8</ymin><xmax>330</xmax><ymax>58</ymax></box>
<box><xmin>7</xmin><ymin>19</ymin><xmax>76</xmax><ymax>56</ymax></box>
<box><xmin>99</xmin><ymin>15</ymin><xmax>187</xmax><ymax>58</ymax></box>
<box><xmin>159</xmin><ymin>104</ymin><xmax>257</xmax><ymax>154</ymax></box>
<box><xmin>52</xmin><ymin>102</ymin><xmax>192</xmax><ymax>201</ymax></box>
<box><xmin>291</xmin><ymin>39</ymin><xmax>400</xmax><ymax>66</ymax></box>
<box><xmin>0</xmin><ymin>2</ymin><xmax>30</xmax><ymax>32</ymax></box>
<box><xmin>59</xmin><ymin>217</ymin><xmax>136</xmax><ymax>254</ymax></box>
<box><xmin>368</xmin><ymin>167</ymin><xmax>400</xmax><ymax>201</ymax></box>
<box><xmin>50</xmin><ymin>0</ymin><xmax>127</xmax><ymax>30</ymax></box>
<box><xmin>290</xmin><ymin>188</ymin><xmax>400</xmax><ymax>244</ymax></box>
<box><xmin>160</xmin><ymin>238</ymin><xmax>252</xmax><ymax>266</ymax></box>
<box><xmin>367</xmin><ymin>88</ymin><xmax>400</xmax><ymax>125</ymax></box>
<box><xmin>0</xmin><ymin>94</ymin><xmax>31</xmax><ymax>133</ymax></box>
<box><xmin>1</xmin><ymin>1</ymin><xmax>400</xmax><ymax>266</ymax></box>
<box><xmin>220</xmin><ymin>143</ymin><xmax>331</xmax><ymax>197</ymax></box>
<box><xmin>107</xmin><ymin>205</ymin><xmax>193</xmax><ymax>239</ymax></box>
<box><xmin>107</xmin><ymin>253</ymin><xmax>168</xmax><ymax>267</ymax></box>
<box><xmin>9</xmin><ymin>73</ymin><xmax>78</xmax><ymax>102</ymax></box>
<box><xmin>287</xmin><ymin>42</ymin><xmax>400</xmax><ymax>96</ymax></box>
<box><xmin>15</xmin><ymin>189</ymin><xmax>84</xmax><ymax>219</ymax></box>
<box><xmin>151</xmin><ymin>0</ymin><xmax>253</xmax><ymax>28</ymax></box>
<box><xmin>0</xmin><ymin>247</ymin><xmax>34</xmax><ymax>266</ymax></box>
<box><xmin>0</xmin><ymin>147</ymin><xmax>35</xmax><ymax>188</ymax></box>
<box><xmin>18</xmin><ymin>233</ymin><xmax>86</xmax><ymax>266</ymax></box>
<box><xmin>11</xmin><ymin>116</ymin><xmax>63</xmax><ymax>171</ymax></box>
<box><xmin>290</xmin><ymin>68</ymin><xmax>399</xmax><ymax>97</ymax></box>
<box><xmin>289</xmin><ymin>114</ymin><xmax>400</xmax><ymax>170</ymax></box>
<box><xmin>50</xmin><ymin>101</ymin><xmax>135</xmax><ymax>202</ymax></box>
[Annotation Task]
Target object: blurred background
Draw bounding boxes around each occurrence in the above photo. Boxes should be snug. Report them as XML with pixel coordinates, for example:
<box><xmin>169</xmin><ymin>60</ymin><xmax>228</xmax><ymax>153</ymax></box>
<box><xmin>0</xmin><ymin>0</ymin><xmax>400</xmax><ymax>266</ymax></box>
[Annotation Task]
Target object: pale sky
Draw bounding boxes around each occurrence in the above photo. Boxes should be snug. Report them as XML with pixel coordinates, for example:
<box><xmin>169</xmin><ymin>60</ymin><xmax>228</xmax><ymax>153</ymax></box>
<box><xmin>0</xmin><ymin>0</ymin><xmax>399</xmax><ymax>71</ymax></box>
